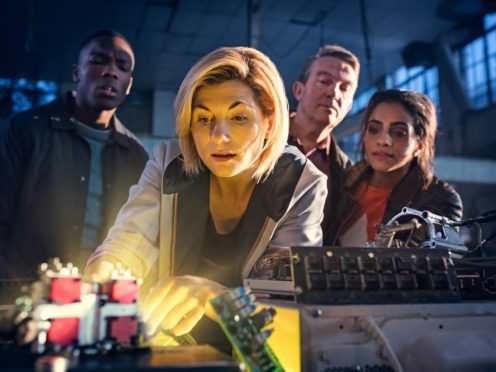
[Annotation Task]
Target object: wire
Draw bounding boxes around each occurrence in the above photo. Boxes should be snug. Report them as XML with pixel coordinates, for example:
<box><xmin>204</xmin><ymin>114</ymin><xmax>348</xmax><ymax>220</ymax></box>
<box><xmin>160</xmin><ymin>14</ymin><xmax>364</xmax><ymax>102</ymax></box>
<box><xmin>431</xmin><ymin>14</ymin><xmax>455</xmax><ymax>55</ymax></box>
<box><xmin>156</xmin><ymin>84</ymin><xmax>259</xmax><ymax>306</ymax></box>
<box><xmin>455</xmin><ymin>262</ymin><xmax>496</xmax><ymax>268</ymax></box>
<box><xmin>451</xmin><ymin>211</ymin><xmax>496</xmax><ymax>227</ymax></box>
<box><xmin>357</xmin><ymin>316</ymin><xmax>404</xmax><ymax>372</ymax></box>
<box><xmin>480</xmin><ymin>232</ymin><xmax>496</xmax><ymax>248</ymax></box>
<box><xmin>454</xmin><ymin>257</ymin><xmax>496</xmax><ymax>263</ymax></box>
<box><xmin>475</xmin><ymin>222</ymin><xmax>483</xmax><ymax>249</ymax></box>
<box><xmin>453</xmin><ymin>257</ymin><xmax>496</xmax><ymax>269</ymax></box>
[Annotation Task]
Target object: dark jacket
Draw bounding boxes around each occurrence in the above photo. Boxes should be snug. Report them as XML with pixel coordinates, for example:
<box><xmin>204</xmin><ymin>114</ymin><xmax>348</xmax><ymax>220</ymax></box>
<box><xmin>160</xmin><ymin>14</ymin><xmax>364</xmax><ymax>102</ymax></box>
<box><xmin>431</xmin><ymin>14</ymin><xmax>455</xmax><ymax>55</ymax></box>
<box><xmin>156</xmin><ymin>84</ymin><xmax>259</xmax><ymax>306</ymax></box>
<box><xmin>288</xmin><ymin>134</ymin><xmax>353</xmax><ymax>245</ymax></box>
<box><xmin>0</xmin><ymin>92</ymin><xmax>148</xmax><ymax>281</ymax></box>
<box><xmin>325</xmin><ymin>160</ymin><xmax>463</xmax><ymax>245</ymax></box>
<box><xmin>321</xmin><ymin>136</ymin><xmax>353</xmax><ymax>243</ymax></box>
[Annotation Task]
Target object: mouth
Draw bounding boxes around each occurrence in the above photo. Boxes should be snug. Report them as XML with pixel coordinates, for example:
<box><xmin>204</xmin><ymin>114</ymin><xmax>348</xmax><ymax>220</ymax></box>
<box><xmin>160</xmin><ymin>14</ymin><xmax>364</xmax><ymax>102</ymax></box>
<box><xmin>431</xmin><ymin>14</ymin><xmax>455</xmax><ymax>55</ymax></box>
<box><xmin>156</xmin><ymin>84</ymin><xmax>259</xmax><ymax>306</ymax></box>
<box><xmin>371</xmin><ymin>151</ymin><xmax>394</xmax><ymax>159</ymax></box>
<box><xmin>211</xmin><ymin>153</ymin><xmax>236</xmax><ymax>162</ymax></box>
<box><xmin>97</xmin><ymin>85</ymin><xmax>118</xmax><ymax>97</ymax></box>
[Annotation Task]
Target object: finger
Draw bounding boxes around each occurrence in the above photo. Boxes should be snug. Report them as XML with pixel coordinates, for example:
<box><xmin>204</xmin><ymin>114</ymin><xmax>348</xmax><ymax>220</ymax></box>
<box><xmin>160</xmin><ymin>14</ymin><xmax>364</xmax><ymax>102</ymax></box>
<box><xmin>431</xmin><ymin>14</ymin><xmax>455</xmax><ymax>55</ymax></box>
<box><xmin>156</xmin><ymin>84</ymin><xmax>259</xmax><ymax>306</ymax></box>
<box><xmin>145</xmin><ymin>285</ymin><xmax>189</xmax><ymax>335</ymax></box>
<box><xmin>160</xmin><ymin>296</ymin><xmax>200</xmax><ymax>331</ymax></box>
<box><xmin>83</xmin><ymin>260</ymin><xmax>114</xmax><ymax>283</ymax></box>
<box><xmin>140</xmin><ymin>278</ymin><xmax>175</xmax><ymax>321</ymax></box>
<box><xmin>171</xmin><ymin>306</ymin><xmax>205</xmax><ymax>336</ymax></box>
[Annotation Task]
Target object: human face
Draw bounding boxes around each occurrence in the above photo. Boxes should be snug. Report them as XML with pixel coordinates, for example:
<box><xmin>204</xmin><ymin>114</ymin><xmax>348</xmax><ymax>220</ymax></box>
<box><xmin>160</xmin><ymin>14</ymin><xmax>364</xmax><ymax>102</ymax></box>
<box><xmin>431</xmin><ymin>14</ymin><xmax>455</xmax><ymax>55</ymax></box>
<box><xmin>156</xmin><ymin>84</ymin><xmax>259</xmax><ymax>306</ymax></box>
<box><xmin>190</xmin><ymin>80</ymin><xmax>272</xmax><ymax>180</ymax></box>
<box><xmin>364</xmin><ymin>102</ymin><xmax>421</xmax><ymax>175</ymax></box>
<box><xmin>72</xmin><ymin>36</ymin><xmax>134</xmax><ymax>112</ymax></box>
<box><xmin>293</xmin><ymin>56</ymin><xmax>357</xmax><ymax>132</ymax></box>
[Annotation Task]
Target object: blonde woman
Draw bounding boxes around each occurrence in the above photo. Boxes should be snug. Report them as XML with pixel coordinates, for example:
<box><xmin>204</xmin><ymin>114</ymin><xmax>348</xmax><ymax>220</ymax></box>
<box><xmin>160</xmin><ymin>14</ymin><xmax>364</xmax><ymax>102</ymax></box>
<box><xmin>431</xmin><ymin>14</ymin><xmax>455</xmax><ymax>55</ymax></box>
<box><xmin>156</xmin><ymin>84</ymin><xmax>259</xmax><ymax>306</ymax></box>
<box><xmin>85</xmin><ymin>47</ymin><xmax>326</xmax><ymax>348</ymax></box>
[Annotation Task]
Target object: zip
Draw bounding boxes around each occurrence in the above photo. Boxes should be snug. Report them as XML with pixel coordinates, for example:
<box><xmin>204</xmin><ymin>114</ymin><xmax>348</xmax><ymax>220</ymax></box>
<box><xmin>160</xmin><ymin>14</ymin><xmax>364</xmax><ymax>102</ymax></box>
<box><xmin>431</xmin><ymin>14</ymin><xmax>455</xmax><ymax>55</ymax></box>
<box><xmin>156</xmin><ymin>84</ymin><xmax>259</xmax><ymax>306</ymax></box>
<box><xmin>170</xmin><ymin>193</ymin><xmax>178</xmax><ymax>276</ymax></box>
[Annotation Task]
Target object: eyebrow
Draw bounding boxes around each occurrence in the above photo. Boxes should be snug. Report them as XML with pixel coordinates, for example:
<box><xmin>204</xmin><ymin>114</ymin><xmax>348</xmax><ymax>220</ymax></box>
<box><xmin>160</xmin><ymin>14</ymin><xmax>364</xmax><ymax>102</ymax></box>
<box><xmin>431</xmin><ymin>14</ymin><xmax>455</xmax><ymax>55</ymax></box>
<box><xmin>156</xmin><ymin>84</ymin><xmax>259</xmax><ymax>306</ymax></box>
<box><xmin>228</xmin><ymin>101</ymin><xmax>244</xmax><ymax>110</ymax></box>
<box><xmin>315</xmin><ymin>71</ymin><xmax>333</xmax><ymax>79</ymax></box>
<box><xmin>88</xmin><ymin>51</ymin><xmax>108</xmax><ymax>58</ymax></box>
<box><xmin>315</xmin><ymin>71</ymin><xmax>354</xmax><ymax>85</ymax></box>
<box><xmin>90</xmin><ymin>49</ymin><xmax>132</xmax><ymax>62</ymax></box>
<box><xmin>192</xmin><ymin>103</ymin><xmax>209</xmax><ymax>111</ymax></box>
<box><xmin>369</xmin><ymin>119</ymin><xmax>409</xmax><ymax>127</ymax></box>
<box><xmin>193</xmin><ymin>101</ymin><xmax>246</xmax><ymax>111</ymax></box>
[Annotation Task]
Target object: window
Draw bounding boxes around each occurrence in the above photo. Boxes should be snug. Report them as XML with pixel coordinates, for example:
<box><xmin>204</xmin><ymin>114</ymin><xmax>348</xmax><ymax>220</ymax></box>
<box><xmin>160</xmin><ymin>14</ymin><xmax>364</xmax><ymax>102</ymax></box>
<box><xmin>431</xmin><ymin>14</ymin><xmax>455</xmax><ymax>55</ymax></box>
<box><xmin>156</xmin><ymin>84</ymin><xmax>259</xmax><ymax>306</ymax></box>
<box><xmin>0</xmin><ymin>77</ymin><xmax>58</xmax><ymax>118</ymax></box>
<box><xmin>455</xmin><ymin>12</ymin><xmax>496</xmax><ymax>109</ymax></box>
<box><xmin>349</xmin><ymin>65</ymin><xmax>440</xmax><ymax>117</ymax></box>
<box><xmin>349</xmin><ymin>86</ymin><xmax>377</xmax><ymax>116</ymax></box>
<box><xmin>340</xmin><ymin>65</ymin><xmax>440</xmax><ymax>159</ymax></box>
<box><xmin>385</xmin><ymin>66</ymin><xmax>440</xmax><ymax>109</ymax></box>
<box><xmin>337</xmin><ymin>131</ymin><xmax>362</xmax><ymax>163</ymax></box>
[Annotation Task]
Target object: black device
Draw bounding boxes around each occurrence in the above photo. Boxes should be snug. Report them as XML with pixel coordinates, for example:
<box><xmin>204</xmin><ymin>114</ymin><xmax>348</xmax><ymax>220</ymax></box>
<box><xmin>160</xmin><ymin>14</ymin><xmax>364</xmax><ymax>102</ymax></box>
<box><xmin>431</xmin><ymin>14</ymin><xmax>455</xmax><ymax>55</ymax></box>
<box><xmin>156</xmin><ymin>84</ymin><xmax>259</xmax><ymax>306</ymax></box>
<box><xmin>290</xmin><ymin>246</ymin><xmax>461</xmax><ymax>305</ymax></box>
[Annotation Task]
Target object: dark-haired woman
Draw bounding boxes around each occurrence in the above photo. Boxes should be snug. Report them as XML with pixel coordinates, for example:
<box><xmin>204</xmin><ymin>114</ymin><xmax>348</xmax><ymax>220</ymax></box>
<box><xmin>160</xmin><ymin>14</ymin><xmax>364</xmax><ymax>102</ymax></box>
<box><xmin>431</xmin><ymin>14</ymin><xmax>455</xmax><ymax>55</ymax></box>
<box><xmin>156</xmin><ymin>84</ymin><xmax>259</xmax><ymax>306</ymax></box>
<box><xmin>325</xmin><ymin>89</ymin><xmax>462</xmax><ymax>246</ymax></box>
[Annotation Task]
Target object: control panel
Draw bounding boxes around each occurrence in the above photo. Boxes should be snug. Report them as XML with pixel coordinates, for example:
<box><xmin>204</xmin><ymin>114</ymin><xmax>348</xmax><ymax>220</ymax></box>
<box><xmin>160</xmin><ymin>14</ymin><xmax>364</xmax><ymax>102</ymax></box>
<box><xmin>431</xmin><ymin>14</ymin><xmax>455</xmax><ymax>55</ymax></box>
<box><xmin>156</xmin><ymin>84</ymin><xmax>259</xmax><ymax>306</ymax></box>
<box><xmin>291</xmin><ymin>246</ymin><xmax>461</xmax><ymax>304</ymax></box>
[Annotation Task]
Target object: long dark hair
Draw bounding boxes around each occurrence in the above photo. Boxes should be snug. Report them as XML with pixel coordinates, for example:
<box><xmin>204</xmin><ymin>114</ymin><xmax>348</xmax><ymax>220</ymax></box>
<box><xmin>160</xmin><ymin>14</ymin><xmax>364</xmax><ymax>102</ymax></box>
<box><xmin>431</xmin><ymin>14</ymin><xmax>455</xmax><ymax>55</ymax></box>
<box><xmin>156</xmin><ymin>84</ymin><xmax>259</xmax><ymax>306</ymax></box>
<box><xmin>361</xmin><ymin>89</ymin><xmax>437</xmax><ymax>188</ymax></box>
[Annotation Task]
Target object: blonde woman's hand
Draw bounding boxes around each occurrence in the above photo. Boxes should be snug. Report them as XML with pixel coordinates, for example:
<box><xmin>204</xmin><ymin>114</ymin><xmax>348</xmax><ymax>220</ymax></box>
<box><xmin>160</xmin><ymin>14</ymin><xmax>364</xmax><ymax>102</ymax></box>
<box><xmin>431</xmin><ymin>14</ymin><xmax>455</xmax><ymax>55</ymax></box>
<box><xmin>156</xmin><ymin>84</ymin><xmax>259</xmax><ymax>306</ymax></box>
<box><xmin>140</xmin><ymin>275</ymin><xmax>226</xmax><ymax>336</ymax></box>
<box><xmin>83</xmin><ymin>259</ymin><xmax>116</xmax><ymax>283</ymax></box>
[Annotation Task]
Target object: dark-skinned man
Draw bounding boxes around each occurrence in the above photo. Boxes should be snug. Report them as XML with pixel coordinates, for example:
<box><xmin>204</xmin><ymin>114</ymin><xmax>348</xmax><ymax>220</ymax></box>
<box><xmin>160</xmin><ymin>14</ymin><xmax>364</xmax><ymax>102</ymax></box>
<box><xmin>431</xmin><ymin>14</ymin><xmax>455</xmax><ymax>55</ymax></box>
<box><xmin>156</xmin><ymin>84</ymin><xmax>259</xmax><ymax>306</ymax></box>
<box><xmin>0</xmin><ymin>30</ymin><xmax>148</xmax><ymax>300</ymax></box>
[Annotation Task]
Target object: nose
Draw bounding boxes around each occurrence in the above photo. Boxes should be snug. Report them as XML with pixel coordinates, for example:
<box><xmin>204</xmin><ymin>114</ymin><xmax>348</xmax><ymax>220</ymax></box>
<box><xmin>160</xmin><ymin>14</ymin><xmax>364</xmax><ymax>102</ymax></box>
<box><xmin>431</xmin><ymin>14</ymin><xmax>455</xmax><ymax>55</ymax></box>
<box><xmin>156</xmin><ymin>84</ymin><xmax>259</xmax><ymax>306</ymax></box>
<box><xmin>326</xmin><ymin>83</ymin><xmax>342</xmax><ymax>104</ymax></box>
<box><xmin>210</xmin><ymin>120</ymin><xmax>230</xmax><ymax>144</ymax></box>
<box><xmin>377</xmin><ymin>130</ymin><xmax>392</xmax><ymax>147</ymax></box>
<box><xmin>102</xmin><ymin>62</ymin><xmax>118</xmax><ymax>79</ymax></box>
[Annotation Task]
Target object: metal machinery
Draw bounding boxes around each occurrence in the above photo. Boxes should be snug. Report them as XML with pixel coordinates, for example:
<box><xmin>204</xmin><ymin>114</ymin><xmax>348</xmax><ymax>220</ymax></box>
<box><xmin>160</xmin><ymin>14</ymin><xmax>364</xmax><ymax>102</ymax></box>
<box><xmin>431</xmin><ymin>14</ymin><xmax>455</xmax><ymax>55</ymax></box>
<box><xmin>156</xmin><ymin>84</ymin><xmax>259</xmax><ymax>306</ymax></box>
<box><xmin>246</xmin><ymin>208</ymin><xmax>496</xmax><ymax>371</ymax></box>
<box><xmin>372</xmin><ymin>207</ymin><xmax>468</xmax><ymax>258</ymax></box>
<box><xmin>0</xmin><ymin>260</ymin><xmax>252</xmax><ymax>371</ymax></box>
<box><xmin>11</xmin><ymin>258</ymin><xmax>143</xmax><ymax>354</ymax></box>
<box><xmin>1</xmin><ymin>208</ymin><xmax>495</xmax><ymax>371</ymax></box>
<box><xmin>275</xmin><ymin>246</ymin><xmax>496</xmax><ymax>371</ymax></box>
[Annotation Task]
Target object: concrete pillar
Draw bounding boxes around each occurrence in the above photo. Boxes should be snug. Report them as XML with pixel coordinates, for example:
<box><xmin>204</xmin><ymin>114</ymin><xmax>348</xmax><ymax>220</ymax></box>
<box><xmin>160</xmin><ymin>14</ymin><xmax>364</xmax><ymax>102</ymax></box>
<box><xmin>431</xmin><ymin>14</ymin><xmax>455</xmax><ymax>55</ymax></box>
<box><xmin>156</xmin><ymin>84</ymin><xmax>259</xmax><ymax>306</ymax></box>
<box><xmin>248</xmin><ymin>0</ymin><xmax>261</xmax><ymax>48</ymax></box>
<box><xmin>433</xmin><ymin>39</ymin><xmax>470</xmax><ymax>155</ymax></box>
<box><xmin>152</xmin><ymin>90</ymin><xmax>176</xmax><ymax>138</ymax></box>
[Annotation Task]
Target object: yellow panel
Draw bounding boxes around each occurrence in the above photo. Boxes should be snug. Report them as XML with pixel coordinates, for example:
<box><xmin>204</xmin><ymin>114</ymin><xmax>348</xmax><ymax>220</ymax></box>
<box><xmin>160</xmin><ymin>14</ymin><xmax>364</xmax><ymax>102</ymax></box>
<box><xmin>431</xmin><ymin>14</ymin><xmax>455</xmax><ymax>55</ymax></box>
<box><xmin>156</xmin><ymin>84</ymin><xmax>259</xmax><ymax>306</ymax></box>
<box><xmin>263</xmin><ymin>304</ymin><xmax>300</xmax><ymax>372</ymax></box>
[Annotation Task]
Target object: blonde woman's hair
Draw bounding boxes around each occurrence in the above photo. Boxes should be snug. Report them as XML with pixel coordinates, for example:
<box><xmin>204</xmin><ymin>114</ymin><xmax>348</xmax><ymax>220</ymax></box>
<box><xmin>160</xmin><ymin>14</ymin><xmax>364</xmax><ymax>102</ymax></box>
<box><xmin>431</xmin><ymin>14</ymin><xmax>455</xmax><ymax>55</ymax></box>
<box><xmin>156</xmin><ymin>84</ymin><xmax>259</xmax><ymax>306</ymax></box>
<box><xmin>174</xmin><ymin>46</ymin><xmax>289</xmax><ymax>182</ymax></box>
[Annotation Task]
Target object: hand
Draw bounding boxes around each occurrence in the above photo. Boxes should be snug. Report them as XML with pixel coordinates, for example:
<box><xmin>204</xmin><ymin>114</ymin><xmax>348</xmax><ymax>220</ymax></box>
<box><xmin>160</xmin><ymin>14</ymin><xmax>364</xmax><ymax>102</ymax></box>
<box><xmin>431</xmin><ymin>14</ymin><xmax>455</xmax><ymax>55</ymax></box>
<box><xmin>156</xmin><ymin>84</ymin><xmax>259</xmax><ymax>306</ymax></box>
<box><xmin>140</xmin><ymin>275</ymin><xmax>226</xmax><ymax>336</ymax></box>
<box><xmin>83</xmin><ymin>259</ymin><xmax>116</xmax><ymax>283</ymax></box>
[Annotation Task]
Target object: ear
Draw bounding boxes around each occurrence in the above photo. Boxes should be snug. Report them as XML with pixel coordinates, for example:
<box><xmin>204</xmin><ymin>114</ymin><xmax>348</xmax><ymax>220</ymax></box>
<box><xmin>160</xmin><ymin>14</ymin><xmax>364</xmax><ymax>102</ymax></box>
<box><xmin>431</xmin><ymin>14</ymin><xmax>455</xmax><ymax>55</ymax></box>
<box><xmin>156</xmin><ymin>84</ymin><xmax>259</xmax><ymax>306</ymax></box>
<box><xmin>292</xmin><ymin>81</ymin><xmax>305</xmax><ymax>102</ymax></box>
<box><xmin>72</xmin><ymin>64</ymin><xmax>80</xmax><ymax>83</ymax></box>
<box><xmin>126</xmin><ymin>77</ymin><xmax>133</xmax><ymax>96</ymax></box>
<box><xmin>264</xmin><ymin>114</ymin><xmax>274</xmax><ymax>140</ymax></box>
<box><xmin>414</xmin><ymin>140</ymin><xmax>423</xmax><ymax>157</ymax></box>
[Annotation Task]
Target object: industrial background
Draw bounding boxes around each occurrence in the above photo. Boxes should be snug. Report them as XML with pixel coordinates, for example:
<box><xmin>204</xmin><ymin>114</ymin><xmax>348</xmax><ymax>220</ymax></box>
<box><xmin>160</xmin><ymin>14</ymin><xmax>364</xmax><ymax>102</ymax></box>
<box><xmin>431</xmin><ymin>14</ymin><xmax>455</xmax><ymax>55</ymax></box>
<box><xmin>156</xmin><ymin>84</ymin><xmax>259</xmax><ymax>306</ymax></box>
<box><xmin>1</xmin><ymin>0</ymin><xmax>495</xmax><ymax>227</ymax></box>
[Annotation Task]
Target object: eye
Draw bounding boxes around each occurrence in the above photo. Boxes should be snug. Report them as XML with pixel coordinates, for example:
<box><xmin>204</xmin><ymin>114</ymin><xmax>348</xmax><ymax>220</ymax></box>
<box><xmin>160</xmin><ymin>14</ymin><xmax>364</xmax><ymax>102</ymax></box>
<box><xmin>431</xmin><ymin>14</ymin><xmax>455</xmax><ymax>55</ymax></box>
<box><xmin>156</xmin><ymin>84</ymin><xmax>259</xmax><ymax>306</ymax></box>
<box><xmin>366</xmin><ymin>124</ymin><xmax>380</xmax><ymax>135</ymax></box>
<box><xmin>341</xmin><ymin>84</ymin><xmax>352</xmax><ymax>95</ymax></box>
<box><xmin>390</xmin><ymin>127</ymin><xmax>409</xmax><ymax>139</ymax></box>
<box><xmin>118</xmin><ymin>61</ymin><xmax>132</xmax><ymax>72</ymax></box>
<box><xmin>316</xmin><ymin>78</ymin><xmax>332</xmax><ymax>86</ymax></box>
<box><xmin>196</xmin><ymin>116</ymin><xmax>211</xmax><ymax>125</ymax></box>
<box><xmin>89</xmin><ymin>56</ymin><xmax>105</xmax><ymax>64</ymax></box>
<box><xmin>231</xmin><ymin>114</ymin><xmax>248</xmax><ymax>122</ymax></box>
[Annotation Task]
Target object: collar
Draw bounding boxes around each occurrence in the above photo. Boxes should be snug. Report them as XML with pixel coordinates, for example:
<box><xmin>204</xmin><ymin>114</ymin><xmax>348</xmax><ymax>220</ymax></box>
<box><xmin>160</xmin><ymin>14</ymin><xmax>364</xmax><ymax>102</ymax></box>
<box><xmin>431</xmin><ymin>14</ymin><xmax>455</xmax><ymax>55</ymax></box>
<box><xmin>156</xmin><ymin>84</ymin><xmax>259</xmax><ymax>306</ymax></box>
<box><xmin>288</xmin><ymin>112</ymin><xmax>332</xmax><ymax>157</ymax></box>
<box><xmin>288</xmin><ymin>114</ymin><xmax>331</xmax><ymax>157</ymax></box>
<box><xmin>163</xmin><ymin>146</ymin><xmax>306</xmax><ymax>276</ymax></box>
<box><xmin>288</xmin><ymin>133</ymin><xmax>331</xmax><ymax>157</ymax></box>
<box><xmin>48</xmin><ymin>91</ymin><xmax>135</xmax><ymax>149</ymax></box>
<box><xmin>388</xmin><ymin>161</ymin><xmax>425</xmax><ymax>207</ymax></box>
<box><xmin>329</xmin><ymin>133</ymin><xmax>351</xmax><ymax>170</ymax></box>
<box><xmin>345</xmin><ymin>159</ymin><xmax>425</xmax><ymax>201</ymax></box>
